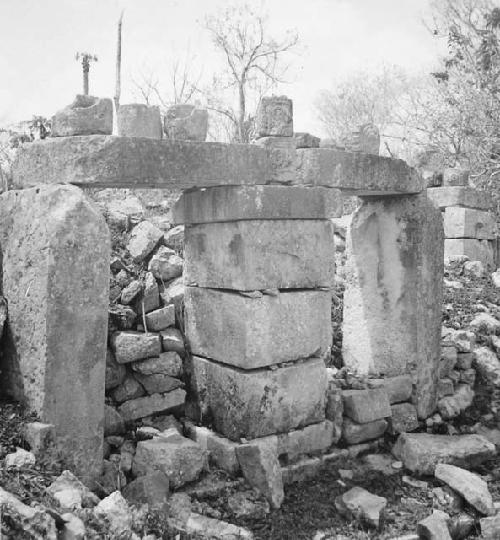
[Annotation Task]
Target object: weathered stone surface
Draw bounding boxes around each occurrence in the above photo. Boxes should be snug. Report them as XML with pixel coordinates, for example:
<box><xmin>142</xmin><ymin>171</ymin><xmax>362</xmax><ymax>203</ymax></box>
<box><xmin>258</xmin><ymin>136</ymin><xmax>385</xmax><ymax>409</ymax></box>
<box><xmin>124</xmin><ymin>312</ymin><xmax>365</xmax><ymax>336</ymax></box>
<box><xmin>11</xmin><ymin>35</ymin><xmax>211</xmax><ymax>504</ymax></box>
<box><xmin>473</xmin><ymin>346</ymin><xmax>500</xmax><ymax>385</ymax></box>
<box><xmin>108</xmin><ymin>304</ymin><xmax>136</xmax><ymax>332</ymax></box>
<box><xmin>164</xmin><ymin>104</ymin><xmax>208</xmax><ymax>141</ymax></box>
<box><xmin>0</xmin><ymin>185</ymin><xmax>109</xmax><ymax>483</ymax></box>
<box><xmin>133</xmin><ymin>431</ymin><xmax>206</xmax><ymax>488</ymax></box>
<box><xmin>104</xmin><ymin>405</ymin><xmax>125</xmax><ymax>436</ymax></box>
<box><xmin>110</xmin><ymin>374</ymin><xmax>145</xmax><ymax>403</ymax></box>
<box><xmin>342</xmin><ymin>123</ymin><xmax>380</xmax><ymax>155</ymax></box>
<box><xmin>443</xmin><ymin>207</ymin><xmax>496</xmax><ymax>239</ymax></box>
<box><xmin>173</xmin><ymin>185</ymin><xmax>342</xmax><ymax>224</ymax></box>
<box><xmin>12</xmin><ymin>136</ymin><xmax>271</xmax><ymax>189</ymax></box>
<box><xmin>464</xmin><ymin>259</ymin><xmax>486</xmax><ymax>278</ymax></box>
<box><xmin>342</xmin><ymin>418</ymin><xmax>387</xmax><ymax>445</ymax></box>
<box><xmin>293</xmin><ymin>132</ymin><xmax>320</xmax><ymax>148</ymax></box>
<box><xmin>249</xmin><ymin>136</ymin><xmax>298</xmax><ymax>184</ymax></box>
<box><xmin>51</xmin><ymin>95</ymin><xmax>112</xmax><ymax>136</ymax></box>
<box><xmin>181</xmin><ymin>513</ymin><xmax>254</xmax><ymax>539</ymax></box>
<box><xmin>443</xmin><ymin>167</ymin><xmax>469</xmax><ymax>187</ymax></box>
<box><xmin>285</xmin><ymin>420</ymin><xmax>334</xmax><ymax>460</ymax></box>
<box><xmin>335</xmin><ymin>486</ymin><xmax>387</xmax><ymax>529</ymax></box>
<box><xmin>185</xmin><ymin>288</ymin><xmax>332</xmax><ymax>368</ymax></box>
<box><xmin>435</xmin><ymin>463</ymin><xmax>494</xmax><ymax>515</ymax></box>
<box><xmin>392</xmin><ymin>433</ymin><xmax>496</xmax><ymax>475</ymax></box>
<box><xmin>236</xmin><ymin>441</ymin><xmax>284</xmax><ymax>508</ymax></box>
<box><xmin>47</xmin><ymin>470</ymin><xmax>99</xmax><ymax>510</ymax></box>
<box><xmin>105</xmin><ymin>348</ymin><xmax>127</xmax><ymax>391</ymax></box>
<box><xmin>94</xmin><ymin>491</ymin><xmax>132</xmax><ymax>537</ymax></box>
<box><xmin>131</xmin><ymin>351</ymin><xmax>183</xmax><ymax>377</ymax></box>
<box><xmin>148</xmin><ymin>247</ymin><xmax>183</xmax><ymax>281</ymax></box>
<box><xmin>427</xmin><ymin>186</ymin><xmax>493</xmax><ymax>210</ymax></box>
<box><xmin>368</xmin><ymin>375</ymin><xmax>413</xmax><ymax>404</ymax></box>
<box><xmin>188</xmin><ymin>356</ymin><xmax>327</xmax><ymax>440</ymax></box>
<box><xmin>144</xmin><ymin>305</ymin><xmax>175</xmax><ymax>332</ymax></box>
<box><xmin>184</xmin><ymin>220</ymin><xmax>335</xmax><ymax>290</ymax></box>
<box><xmin>444</xmin><ymin>239</ymin><xmax>495</xmax><ymax>267</ymax></box>
<box><xmin>111</xmin><ymin>331</ymin><xmax>161</xmax><ymax>364</ymax></box>
<box><xmin>23</xmin><ymin>422</ymin><xmax>56</xmax><ymax>455</ymax></box>
<box><xmin>133</xmin><ymin>372</ymin><xmax>183</xmax><ymax>395</ymax></box>
<box><xmin>389</xmin><ymin>403</ymin><xmax>419</xmax><ymax>434</ymax></box>
<box><xmin>117</xmin><ymin>103</ymin><xmax>163</xmax><ymax>139</ymax></box>
<box><xmin>438</xmin><ymin>378</ymin><xmax>454</xmax><ymax>397</ymax></box>
<box><xmin>138</xmin><ymin>271</ymin><xmax>160</xmax><ymax>315</ymax></box>
<box><xmin>127</xmin><ymin>221</ymin><xmax>163</xmax><ymax>262</ymax></box>
<box><xmin>118</xmin><ymin>389</ymin><xmax>186</xmax><ymax>422</ymax></box>
<box><xmin>342</xmin><ymin>194</ymin><xmax>443</xmax><ymax>418</ymax></box>
<box><xmin>255</xmin><ymin>96</ymin><xmax>293</xmax><ymax>137</ymax></box>
<box><xmin>417</xmin><ymin>511</ymin><xmax>452</xmax><ymax>540</ymax></box>
<box><xmin>296</xmin><ymin>148</ymin><xmax>424</xmax><ymax>195</ymax></box>
<box><xmin>481</xmin><ymin>514</ymin><xmax>500</xmax><ymax>539</ymax></box>
<box><xmin>342</xmin><ymin>388</ymin><xmax>391</xmax><ymax>423</ymax></box>
<box><xmin>60</xmin><ymin>512</ymin><xmax>85</xmax><ymax>540</ymax></box>
<box><xmin>160</xmin><ymin>276</ymin><xmax>185</xmax><ymax>310</ymax></box>
<box><xmin>122</xmin><ymin>471</ymin><xmax>169</xmax><ymax>509</ymax></box>
<box><xmin>325</xmin><ymin>380</ymin><xmax>344</xmax><ymax>443</ymax></box>
<box><xmin>5</xmin><ymin>448</ymin><xmax>36</xmax><ymax>469</ymax></box>
<box><xmin>161</xmin><ymin>328</ymin><xmax>185</xmax><ymax>354</ymax></box>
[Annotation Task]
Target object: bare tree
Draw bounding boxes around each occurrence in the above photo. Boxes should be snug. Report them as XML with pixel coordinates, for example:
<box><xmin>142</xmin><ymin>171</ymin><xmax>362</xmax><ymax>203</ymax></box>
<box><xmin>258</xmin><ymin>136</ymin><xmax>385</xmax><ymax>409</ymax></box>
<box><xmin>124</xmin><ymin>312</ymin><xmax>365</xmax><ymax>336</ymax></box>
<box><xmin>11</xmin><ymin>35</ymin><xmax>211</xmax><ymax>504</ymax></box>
<box><xmin>205</xmin><ymin>4</ymin><xmax>299</xmax><ymax>142</ymax></box>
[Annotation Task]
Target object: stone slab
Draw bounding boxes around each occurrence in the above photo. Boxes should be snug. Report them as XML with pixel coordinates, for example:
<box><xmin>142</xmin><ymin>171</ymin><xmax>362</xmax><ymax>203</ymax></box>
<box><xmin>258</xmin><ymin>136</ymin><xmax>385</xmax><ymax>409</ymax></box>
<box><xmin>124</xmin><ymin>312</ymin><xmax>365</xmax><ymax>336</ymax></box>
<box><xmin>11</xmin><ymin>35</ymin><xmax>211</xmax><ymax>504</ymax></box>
<box><xmin>255</xmin><ymin>96</ymin><xmax>293</xmax><ymax>137</ymax></box>
<box><xmin>185</xmin><ymin>287</ymin><xmax>332</xmax><ymax>369</ymax></box>
<box><xmin>187</xmin><ymin>356</ymin><xmax>327</xmax><ymax>441</ymax></box>
<box><xmin>12</xmin><ymin>136</ymin><xmax>271</xmax><ymax>190</ymax></box>
<box><xmin>427</xmin><ymin>186</ymin><xmax>493</xmax><ymax>210</ymax></box>
<box><xmin>184</xmin><ymin>219</ymin><xmax>335</xmax><ymax>290</ymax></box>
<box><xmin>117</xmin><ymin>104</ymin><xmax>163</xmax><ymax>139</ymax></box>
<box><xmin>118</xmin><ymin>389</ymin><xmax>186</xmax><ymax>422</ymax></box>
<box><xmin>342</xmin><ymin>193</ymin><xmax>443</xmax><ymax>418</ymax></box>
<box><xmin>296</xmin><ymin>148</ymin><xmax>424</xmax><ymax>195</ymax></box>
<box><xmin>444</xmin><ymin>239</ymin><xmax>495</xmax><ymax>268</ymax></box>
<box><xmin>443</xmin><ymin>207</ymin><xmax>496</xmax><ymax>239</ymax></box>
<box><xmin>0</xmin><ymin>185</ymin><xmax>109</xmax><ymax>484</ymax></box>
<box><xmin>172</xmin><ymin>185</ymin><xmax>342</xmax><ymax>224</ymax></box>
<box><xmin>342</xmin><ymin>388</ymin><xmax>391</xmax><ymax>423</ymax></box>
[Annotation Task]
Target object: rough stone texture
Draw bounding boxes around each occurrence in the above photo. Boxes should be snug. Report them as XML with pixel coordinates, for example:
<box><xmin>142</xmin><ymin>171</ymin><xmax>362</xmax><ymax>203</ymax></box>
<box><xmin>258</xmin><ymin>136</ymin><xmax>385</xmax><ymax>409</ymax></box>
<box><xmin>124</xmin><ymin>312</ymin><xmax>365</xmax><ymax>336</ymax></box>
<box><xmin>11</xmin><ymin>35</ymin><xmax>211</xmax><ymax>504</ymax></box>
<box><xmin>325</xmin><ymin>379</ymin><xmax>344</xmax><ymax>443</ymax></box>
<box><xmin>342</xmin><ymin>388</ymin><xmax>391</xmax><ymax>423</ymax></box>
<box><xmin>417</xmin><ymin>511</ymin><xmax>452</xmax><ymax>540</ymax></box>
<box><xmin>188</xmin><ymin>356</ymin><xmax>327</xmax><ymax>440</ymax></box>
<box><xmin>437</xmin><ymin>384</ymin><xmax>474</xmax><ymax>420</ymax></box>
<box><xmin>161</xmin><ymin>328</ymin><xmax>185</xmax><ymax>354</ymax></box>
<box><xmin>342</xmin><ymin>418</ymin><xmax>387</xmax><ymax>445</ymax></box>
<box><xmin>255</xmin><ymin>96</ymin><xmax>293</xmax><ymax>137</ymax></box>
<box><xmin>127</xmin><ymin>221</ymin><xmax>163</xmax><ymax>262</ymax></box>
<box><xmin>335</xmin><ymin>486</ymin><xmax>387</xmax><ymax>529</ymax></box>
<box><xmin>164</xmin><ymin>104</ymin><xmax>208</xmax><ymax>141</ymax></box>
<box><xmin>185</xmin><ymin>287</ymin><xmax>332</xmax><ymax>369</ymax></box>
<box><xmin>172</xmin><ymin>185</ymin><xmax>342</xmax><ymax>224</ymax></box>
<box><xmin>443</xmin><ymin>207</ymin><xmax>496</xmax><ymax>239</ymax></box>
<box><xmin>118</xmin><ymin>389</ymin><xmax>186</xmax><ymax>422</ymax></box>
<box><xmin>110</xmin><ymin>375</ymin><xmax>145</xmax><ymax>403</ymax></box>
<box><xmin>144</xmin><ymin>305</ymin><xmax>175</xmax><ymax>332</ymax></box>
<box><xmin>148</xmin><ymin>247</ymin><xmax>183</xmax><ymax>281</ymax></box>
<box><xmin>253</xmin><ymin>136</ymin><xmax>298</xmax><ymax>184</ymax></box>
<box><xmin>473</xmin><ymin>347</ymin><xmax>500</xmax><ymax>385</ymax></box>
<box><xmin>181</xmin><ymin>513</ymin><xmax>253</xmax><ymax>539</ymax></box>
<box><xmin>470</xmin><ymin>313</ymin><xmax>500</xmax><ymax>334</ymax></box>
<box><xmin>481</xmin><ymin>514</ymin><xmax>500</xmax><ymax>539</ymax></box>
<box><xmin>104</xmin><ymin>405</ymin><xmax>125</xmax><ymax>436</ymax></box>
<box><xmin>342</xmin><ymin>194</ymin><xmax>443</xmax><ymax>418</ymax></box>
<box><xmin>392</xmin><ymin>433</ymin><xmax>496</xmax><ymax>475</ymax></box>
<box><xmin>389</xmin><ymin>403</ymin><xmax>419</xmax><ymax>434</ymax></box>
<box><xmin>443</xmin><ymin>167</ymin><xmax>469</xmax><ymax>187</ymax></box>
<box><xmin>445</xmin><ymin>238</ymin><xmax>495</xmax><ymax>267</ymax></box>
<box><xmin>133</xmin><ymin>372</ymin><xmax>183</xmax><ymax>395</ymax></box>
<box><xmin>368</xmin><ymin>375</ymin><xmax>413</xmax><ymax>404</ymax></box>
<box><xmin>236</xmin><ymin>441</ymin><xmax>284</xmax><ymax>508</ymax></box>
<box><xmin>426</xmin><ymin>186</ymin><xmax>493</xmax><ymax>210</ymax></box>
<box><xmin>94</xmin><ymin>492</ymin><xmax>132</xmax><ymax>537</ymax></box>
<box><xmin>293</xmin><ymin>132</ymin><xmax>320</xmax><ymax>148</ymax></box>
<box><xmin>110</xmin><ymin>331</ymin><xmax>162</xmax><ymax>364</ymax></box>
<box><xmin>5</xmin><ymin>448</ymin><xmax>36</xmax><ymax>469</ymax></box>
<box><xmin>184</xmin><ymin>220</ymin><xmax>335</xmax><ymax>290</ymax></box>
<box><xmin>23</xmin><ymin>422</ymin><xmax>56</xmax><ymax>455</ymax></box>
<box><xmin>51</xmin><ymin>95</ymin><xmax>112</xmax><ymax>137</ymax></box>
<box><xmin>296</xmin><ymin>148</ymin><xmax>424</xmax><ymax>195</ymax></box>
<box><xmin>122</xmin><ymin>471</ymin><xmax>170</xmax><ymax>509</ymax></box>
<box><xmin>117</xmin><ymin>104</ymin><xmax>163</xmax><ymax>139</ymax></box>
<box><xmin>160</xmin><ymin>276</ymin><xmax>185</xmax><ymax>310</ymax></box>
<box><xmin>131</xmin><ymin>352</ymin><xmax>183</xmax><ymax>377</ymax></box>
<box><xmin>138</xmin><ymin>271</ymin><xmax>160</xmax><ymax>315</ymax></box>
<box><xmin>12</xmin><ymin>136</ymin><xmax>271</xmax><ymax>189</ymax></box>
<box><xmin>0</xmin><ymin>185</ymin><xmax>109</xmax><ymax>483</ymax></box>
<box><xmin>105</xmin><ymin>348</ymin><xmax>126</xmax><ymax>391</ymax></box>
<box><xmin>435</xmin><ymin>464</ymin><xmax>494</xmax><ymax>515</ymax></box>
<box><xmin>132</xmin><ymin>431</ymin><xmax>206</xmax><ymax>488</ymax></box>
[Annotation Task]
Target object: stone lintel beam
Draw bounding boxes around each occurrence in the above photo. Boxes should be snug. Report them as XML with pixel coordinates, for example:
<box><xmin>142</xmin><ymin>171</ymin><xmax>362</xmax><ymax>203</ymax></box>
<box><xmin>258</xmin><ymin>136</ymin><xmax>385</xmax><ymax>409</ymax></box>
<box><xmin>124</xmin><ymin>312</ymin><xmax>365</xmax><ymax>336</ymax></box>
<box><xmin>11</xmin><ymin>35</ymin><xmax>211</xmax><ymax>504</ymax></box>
<box><xmin>296</xmin><ymin>148</ymin><xmax>424</xmax><ymax>195</ymax></box>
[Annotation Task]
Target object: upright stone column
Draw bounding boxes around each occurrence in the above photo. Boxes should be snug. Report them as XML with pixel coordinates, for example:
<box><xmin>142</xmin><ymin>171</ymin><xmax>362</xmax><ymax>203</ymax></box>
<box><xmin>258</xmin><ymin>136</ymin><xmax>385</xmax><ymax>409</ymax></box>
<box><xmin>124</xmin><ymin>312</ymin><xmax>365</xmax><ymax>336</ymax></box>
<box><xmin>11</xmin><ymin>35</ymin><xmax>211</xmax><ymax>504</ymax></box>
<box><xmin>175</xmin><ymin>184</ymin><xmax>341</xmax><ymax>441</ymax></box>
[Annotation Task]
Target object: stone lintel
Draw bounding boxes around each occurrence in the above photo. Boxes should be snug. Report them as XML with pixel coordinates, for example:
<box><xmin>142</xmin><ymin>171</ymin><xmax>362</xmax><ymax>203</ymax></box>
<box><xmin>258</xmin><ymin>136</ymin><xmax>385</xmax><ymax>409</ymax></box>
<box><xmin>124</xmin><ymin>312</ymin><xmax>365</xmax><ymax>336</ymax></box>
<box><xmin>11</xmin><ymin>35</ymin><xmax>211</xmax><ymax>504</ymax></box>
<box><xmin>427</xmin><ymin>186</ymin><xmax>493</xmax><ymax>210</ymax></box>
<box><xmin>173</xmin><ymin>185</ymin><xmax>342</xmax><ymax>224</ymax></box>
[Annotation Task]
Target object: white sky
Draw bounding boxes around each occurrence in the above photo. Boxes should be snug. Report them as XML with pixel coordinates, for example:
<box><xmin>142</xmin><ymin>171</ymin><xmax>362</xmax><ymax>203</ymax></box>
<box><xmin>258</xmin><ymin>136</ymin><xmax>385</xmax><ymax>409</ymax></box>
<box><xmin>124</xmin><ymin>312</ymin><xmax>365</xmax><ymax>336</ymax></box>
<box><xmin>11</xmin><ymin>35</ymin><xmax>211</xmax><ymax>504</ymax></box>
<box><xmin>0</xmin><ymin>0</ymin><xmax>443</xmax><ymax>135</ymax></box>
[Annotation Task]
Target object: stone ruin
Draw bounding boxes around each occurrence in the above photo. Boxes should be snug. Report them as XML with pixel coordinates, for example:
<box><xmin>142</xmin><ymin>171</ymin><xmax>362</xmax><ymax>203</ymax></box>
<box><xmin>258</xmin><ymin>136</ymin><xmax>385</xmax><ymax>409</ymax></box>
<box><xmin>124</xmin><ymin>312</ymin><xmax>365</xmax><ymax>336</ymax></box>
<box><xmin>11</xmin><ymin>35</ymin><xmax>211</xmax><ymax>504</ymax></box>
<box><xmin>0</xmin><ymin>95</ymin><xmax>497</xmax><ymax>509</ymax></box>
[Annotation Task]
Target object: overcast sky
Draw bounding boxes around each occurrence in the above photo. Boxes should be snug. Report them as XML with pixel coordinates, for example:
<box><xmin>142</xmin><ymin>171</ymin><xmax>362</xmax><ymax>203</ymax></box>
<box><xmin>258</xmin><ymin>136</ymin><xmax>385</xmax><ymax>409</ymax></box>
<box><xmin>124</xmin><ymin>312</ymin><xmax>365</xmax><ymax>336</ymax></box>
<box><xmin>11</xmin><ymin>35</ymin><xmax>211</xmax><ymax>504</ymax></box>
<box><xmin>0</xmin><ymin>0</ymin><xmax>443</xmax><ymax>135</ymax></box>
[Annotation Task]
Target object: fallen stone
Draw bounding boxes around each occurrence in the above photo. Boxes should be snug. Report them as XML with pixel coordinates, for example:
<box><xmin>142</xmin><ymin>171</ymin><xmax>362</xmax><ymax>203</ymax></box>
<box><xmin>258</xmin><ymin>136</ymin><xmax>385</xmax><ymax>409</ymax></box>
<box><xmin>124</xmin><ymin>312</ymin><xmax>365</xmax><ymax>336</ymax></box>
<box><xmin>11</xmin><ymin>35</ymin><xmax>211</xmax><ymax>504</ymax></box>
<box><xmin>131</xmin><ymin>351</ymin><xmax>183</xmax><ymax>377</ymax></box>
<box><xmin>445</xmin><ymin>239</ymin><xmax>495</xmax><ymax>268</ymax></box>
<box><xmin>94</xmin><ymin>491</ymin><xmax>132</xmax><ymax>537</ymax></box>
<box><xmin>137</xmin><ymin>271</ymin><xmax>160</xmax><ymax>315</ymax></box>
<box><xmin>104</xmin><ymin>405</ymin><xmax>126</xmax><ymax>436</ymax></box>
<box><xmin>133</xmin><ymin>372</ymin><xmax>183</xmax><ymax>394</ymax></box>
<box><xmin>60</xmin><ymin>512</ymin><xmax>86</xmax><ymax>540</ymax></box>
<box><xmin>164</xmin><ymin>104</ymin><xmax>208</xmax><ymax>141</ymax></box>
<box><xmin>118</xmin><ymin>389</ymin><xmax>186</xmax><ymax>422</ymax></box>
<box><xmin>435</xmin><ymin>463</ymin><xmax>494</xmax><ymax>515</ymax></box>
<box><xmin>227</xmin><ymin>491</ymin><xmax>270</xmax><ymax>519</ymax></box>
<box><xmin>122</xmin><ymin>471</ymin><xmax>169</xmax><ymax>509</ymax></box>
<box><xmin>47</xmin><ymin>470</ymin><xmax>99</xmax><ymax>511</ymax></box>
<box><xmin>172</xmin><ymin>185</ymin><xmax>342</xmax><ymax>224</ymax></box>
<box><xmin>0</xmin><ymin>184</ymin><xmax>109</xmax><ymax>483</ymax></box>
<box><xmin>362</xmin><ymin>454</ymin><xmax>399</xmax><ymax>476</ymax></box>
<box><xmin>163</xmin><ymin>224</ymin><xmax>185</xmax><ymax>249</ymax></box>
<box><xmin>188</xmin><ymin>355</ymin><xmax>327</xmax><ymax>440</ymax></box>
<box><xmin>285</xmin><ymin>420</ymin><xmax>335</xmax><ymax>460</ymax></box>
<box><xmin>23</xmin><ymin>422</ymin><xmax>55</xmax><ymax>455</ymax></box>
<box><xmin>51</xmin><ymin>95</ymin><xmax>112</xmax><ymax>136</ymax></box>
<box><xmin>160</xmin><ymin>276</ymin><xmax>184</xmax><ymax>310</ymax></box>
<box><xmin>390</xmin><ymin>403</ymin><xmax>419</xmax><ymax>434</ymax></box>
<box><xmin>127</xmin><ymin>220</ymin><xmax>163</xmax><ymax>262</ymax></box>
<box><xmin>148</xmin><ymin>246</ymin><xmax>183</xmax><ymax>281</ymax></box>
<box><xmin>185</xmin><ymin>288</ymin><xmax>332</xmax><ymax>368</ymax></box>
<box><xmin>110</xmin><ymin>374</ymin><xmax>145</xmax><ymax>403</ymax></box>
<box><xmin>437</xmin><ymin>385</ymin><xmax>474</xmax><ymax>420</ymax></box>
<box><xmin>392</xmin><ymin>433</ymin><xmax>496</xmax><ymax>475</ymax></box>
<box><xmin>417</xmin><ymin>511</ymin><xmax>452</xmax><ymax>540</ymax></box>
<box><xmin>144</xmin><ymin>305</ymin><xmax>175</xmax><ymax>332</ymax></box>
<box><xmin>111</xmin><ymin>331</ymin><xmax>161</xmax><ymax>364</ymax></box>
<box><xmin>236</xmin><ymin>440</ymin><xmax>284</xmax><ymax>509</ymax></box>
<box><xmin>120</xmin><ymin>280</ymin><xmax>142</xmax><ymax>305</ymax></box>
<box><xmin>133</xmin><ymin>431</ymin><xmax>206</xmax><ymax>488</ymax></box>
<box><xmin>342</xmin><ymin>193</ymin><xmax>443</xmax><ymax>419</ymax></box>
<box><xmin>368</xmin><ymin>375</ymin><xmax>413</xmax><ymax>404</ymax></box>
<box><xmin>464</xmin><ymin>259</ymin><xmax>486</xmax><ymax>278</ymax></box>
<box><xmin>470</xmin><ymin>313</ymin><xmax>500</xmax><ymax>334</ymax></box>
<box><xmin>427</xmin><ymin>186</ymin><xmax>493</xmax><ymax>210</ymax></box>
<box><xmin>117</xmin><ymin>103</ymin><xmax>162</xmax><ymax>139</ymax></box>
<box><xmin>480</xmin><ymin>514</ymin><xmax>500</xmax><ymax>539</ymax></box>
<box><xmin>160</xmin><ymin>328</ymin><xmax>185</xmax><ymax>354</ymax></box>
<box><xmin>105</xmin><ymin>348</ymin><xmax>127</xmax><ymax>390</ymax></box>
<box><xmin>342</xmin><ymin>388</ymin><xmax>391</xmax><ymax>423</ymax></box>
<box><xmin>447</xmin><ymin>329</ymin><xmax>475</xmax><ymax>353</ymax></box>
<box><xmin>5</xmin><ymin>447</ymin><xmax>36</xmax><ymax>469</ymax></box>
<box><xmin>443</xmin><ymin>207</ymin><xmax>496</xmax><ymax>239</ymax></box>
<box><xmin>342</xmin><ymin>418</ymin><xmax>387</xmax><ymax>445</ymax></box>
<box><xmin>180</xmin><ymin>512</ymin><xmax>254</xmax><ymax>539</ymax></box>
<box><xmin>473</xmin><ymin>346</ymin><xmax>500</xmax><ymax>385</ymax></box>
<box><xmin>335</xmin><ymin>486</ymin><xmax>387</xmax><ymax>529</ymax></box>
<box><xmin>184</xmin><ymin>219</ymin><xmax>335</xmax><ymax>290</ymax></box>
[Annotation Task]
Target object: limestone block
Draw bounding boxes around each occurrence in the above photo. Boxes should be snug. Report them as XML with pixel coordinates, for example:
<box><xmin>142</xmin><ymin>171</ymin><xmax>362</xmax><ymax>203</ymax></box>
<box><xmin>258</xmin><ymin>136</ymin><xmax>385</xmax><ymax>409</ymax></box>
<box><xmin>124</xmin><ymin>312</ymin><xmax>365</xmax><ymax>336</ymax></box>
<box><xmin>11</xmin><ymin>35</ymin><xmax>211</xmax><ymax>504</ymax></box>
<box><xmin>130</xmin><ymin>351</ymin><xmax>183</xmax><ymax>377</ymax></box>
<box><xmin>12</xmin><ymin>136</ymin><xmax>271</xmax><ymax>190</ymax></box>
<box><xmin>255</xmin><ymin>96</ymin><xmax>293</xmax><ymax>137</ymax></box>
<box><xmin>117</xmin><ymin>104</ymin><xmax>162</xmax><ymax>139</ymax></box>
<box><xmin>427</xmin><ymin>186</ymin><xmax>493</xmax><ymax>210</ymax></box>
<box><xmin>172</xmin><ymin>185</ymin><xmax>342</xmax><ymax>225</ymax></box>
<box><xmin>253</xmin><ymin>136</ymin><xmax>298</xmax><ymax>184</ymax></box>
<box><xmin>118</xmin><ymin>389</ymin><xmax>186</xmax><ymax>422</ymax></box>
<box><xmin>0</xmin><ymin>184</ymin><xmax>109</xmax><ymax>483</ymax></box>
<box><xmin>148</xmin><ymin>247</ymin><xmax>183</xmax><ymax>281</ymax></box>
<box><xmin>104</xmin><ymin>405</ymin><xmax>125</xmax><ymax>436</ymax></box>
<box><xmin>368</xmin><ymin>375</ymin><xmax>413</xmax><ymax>404</ymax></box>
<box><xmin>184</xmin><ymin>220</ymin><xmax>335</xmax><ymax>290</ymax></box>
<box><xmin>122</xmin><ymin>471</ymin><xmax>170</xmax><ymax>509</ymax></box>
<box><xmin>127</xmin><ymin>221</ymin><xmax>163</xmax><ymax>262</ymax></box>
<box><xmin>51</xmin><ymin>95</ymin><xmax>112</xmax><ymax>136</ymax></box>
<box><xmin>443</xmin><ymin>207</ymin><xmax>496</xmax><ymax>239</ymax></box>
<box><xmin>342</xmin><ymin>123</ymin><xmax>380</xmax><ymax>155</ymax></box>
<box><xmin>185</xmin><ymin>287</ymin><xmax>332</xmax><ymax>369</ymax></box>
<box><xmin>105</xmin><ymin>348</ymin><xmax>126</xmax><ymax>390</ymax></box>
<box><xmin>342</xmin><ymin>194</ymin><xmax>443</xmax><ymax>418</ymax></box>
<box><xmin>481</xmin><ymin>514</ymin><xmax>500</xmax><ymax>539</ymax></box>
<box><xmin>389</xmin><ymin>403</ymin><xmax>419</xmax><ymax>434</ymax></box>
<box><xmin>188</xmin><ymin>356</ymin><xmax>327</xmax><ymax>440</ymax></box>
<box><xmin>444</xmin><ymin>239</ymin><xmax>495</xmax><ymax>268</ymax></box>
<box><xmin>443</xmin><ymin>167</ymin><xmax>469</xmax><ymax>187</ymax></box>
<box><xmin>342</xmin><ymin>388</ymin><xmax>391</xmax><ymax>423</ymax></box>
<box><xmin>110</xmin><ymin>375</ymin><xmax>145</xmax><ymax>403</ymax></box>
<box><xmin>296</xmin><ymin>148</ymin><xmax>424</xmax><ymax>195</ymax></box>
<box><xmin>417</xmin><ymin>512</ymin><xmax>452</xmax><ymax>540</ymax></box>
<box><xmin>111</xmin><ymin>331</ymin><xmax>162</xmax><ymax>364</ymax></box>
<box><xmin>23</xmin><ymin>422</ymin><xmax>56</xmax><ymax>455</ymax></box>
<box><xmin>133</xmin><ymin>373</ymin><xmax>183</xmax><ymax>395</ymax></box>
<box><xmin>144</xmin><ymin>305</ymin><xmax>175</xmax><ymax>332</ymax></box>
<box><xmin>335</xmin><ymin>486</ymin><xmax>387</xmax><ymax>529</ymax></box>
<box><xmin>342</xmin><ymin>418</ymin><xmax>387</xmax><ymax>445</ymax></box>
<box><xmin>161</xmin><ymin>328</ymin><xmax>185</xmax><ymax>354</ymax></box>
<box><xmin>164</xmin><ymin>104</ymin><xmax>208</xmax><ymax>141</ymax></box>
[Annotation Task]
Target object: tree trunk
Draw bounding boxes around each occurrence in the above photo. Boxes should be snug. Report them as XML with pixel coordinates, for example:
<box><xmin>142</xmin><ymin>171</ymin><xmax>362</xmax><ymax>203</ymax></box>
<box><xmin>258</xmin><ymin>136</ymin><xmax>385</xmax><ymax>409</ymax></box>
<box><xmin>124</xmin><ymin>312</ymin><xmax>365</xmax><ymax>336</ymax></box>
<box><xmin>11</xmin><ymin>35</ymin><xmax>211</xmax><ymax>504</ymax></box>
<box><xmin>238</xmin><ymin>82</ymin><xmax>246</xmax><ymax>143</ymax></box>
<box><xmin>83</xmin><ymin>68</ymin><xmax>89</xmax><ymax>95</ymax></box>
<box><xmin>114</xmin><ymin>12</ymin><xmax>124</xmax><ymax>111</ymax></box>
